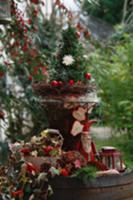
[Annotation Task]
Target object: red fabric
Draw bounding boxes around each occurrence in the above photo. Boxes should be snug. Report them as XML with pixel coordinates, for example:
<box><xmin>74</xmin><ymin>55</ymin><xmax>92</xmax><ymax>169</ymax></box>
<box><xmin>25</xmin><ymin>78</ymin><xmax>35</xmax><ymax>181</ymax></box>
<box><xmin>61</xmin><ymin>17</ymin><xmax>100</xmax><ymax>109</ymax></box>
<box><xmin>91</xmin><ymin>141</ymin><xmax>97</xmax><ymax>154</ymax></box>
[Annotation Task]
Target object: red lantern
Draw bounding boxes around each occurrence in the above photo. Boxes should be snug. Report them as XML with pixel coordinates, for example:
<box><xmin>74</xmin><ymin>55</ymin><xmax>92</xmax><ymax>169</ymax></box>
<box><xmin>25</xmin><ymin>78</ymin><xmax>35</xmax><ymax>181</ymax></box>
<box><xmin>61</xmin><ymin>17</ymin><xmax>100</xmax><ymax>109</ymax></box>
<box><xmin>0</xmin><ymin>0</ymin><xmax>11</xmax><ymax>24</ymax></box>
<box><xmin>99</xmin><ymin>146</ymin><xmax>126</xmax><ymax>172</ymax></box>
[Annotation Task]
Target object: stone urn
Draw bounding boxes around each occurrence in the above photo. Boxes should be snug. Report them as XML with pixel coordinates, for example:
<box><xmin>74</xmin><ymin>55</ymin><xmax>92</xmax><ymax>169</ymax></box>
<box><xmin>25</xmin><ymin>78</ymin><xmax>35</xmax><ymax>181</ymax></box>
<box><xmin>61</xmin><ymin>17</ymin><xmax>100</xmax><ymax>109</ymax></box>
<box><xmin>32</xmin><ymin>82</ymin><xmax>99</xmax><ymax>151</ymax></box>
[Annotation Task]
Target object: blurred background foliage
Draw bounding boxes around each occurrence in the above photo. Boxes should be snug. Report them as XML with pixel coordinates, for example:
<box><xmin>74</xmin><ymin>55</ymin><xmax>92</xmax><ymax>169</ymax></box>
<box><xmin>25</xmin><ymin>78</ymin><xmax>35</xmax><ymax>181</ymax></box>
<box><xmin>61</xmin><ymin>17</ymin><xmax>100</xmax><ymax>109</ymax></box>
<box><xmin>0</xmin><ymin>0</ymin><xmax>133</xmax><ymax>162</ymax></box>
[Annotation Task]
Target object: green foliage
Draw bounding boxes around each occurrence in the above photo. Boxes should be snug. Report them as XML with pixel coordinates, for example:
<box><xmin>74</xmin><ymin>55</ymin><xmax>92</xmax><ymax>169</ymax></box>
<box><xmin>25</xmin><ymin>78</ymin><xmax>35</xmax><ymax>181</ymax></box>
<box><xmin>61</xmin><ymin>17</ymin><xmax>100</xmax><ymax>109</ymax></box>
<box><xmin>0</xmin><ymin>1</ymin><xmax>63</xmax><ymax>140</ymax></box>
<box><xmin>89</xmin><ymin>32</ymin><xmax>133</xmax><ymax>138</ymax></box>
<box><xmin>0</xmin><ymin>64</ymin><xmax>6</xmax><ymax>73</ymax></box>
<box><xmin>51</xmin><ymin>25</ymin><xmax>88</xmax><ymax>82</ymax></box>
<box><xmin>74</xmin><ymin>166</ymin><xmax>97</xmax><ymax>182</ymax></box>
<box><xmin>82</xmin><ymin>0</ymin><xmax>125</xmax><ymax>25</ymax></box>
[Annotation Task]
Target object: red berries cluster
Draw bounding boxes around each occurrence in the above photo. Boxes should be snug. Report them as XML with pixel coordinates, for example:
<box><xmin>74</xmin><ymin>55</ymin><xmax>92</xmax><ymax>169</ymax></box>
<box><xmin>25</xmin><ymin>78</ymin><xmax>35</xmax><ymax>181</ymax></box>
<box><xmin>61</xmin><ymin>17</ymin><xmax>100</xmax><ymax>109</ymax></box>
<box><xmin>76</xmin><ymin>22</ymin><xmax>91</xmax><ymax>39</ymax></box>
<box><xmin>50</xmin><ymin>73</ymin><xmax>91</xmax><ymax>87</ymax></box>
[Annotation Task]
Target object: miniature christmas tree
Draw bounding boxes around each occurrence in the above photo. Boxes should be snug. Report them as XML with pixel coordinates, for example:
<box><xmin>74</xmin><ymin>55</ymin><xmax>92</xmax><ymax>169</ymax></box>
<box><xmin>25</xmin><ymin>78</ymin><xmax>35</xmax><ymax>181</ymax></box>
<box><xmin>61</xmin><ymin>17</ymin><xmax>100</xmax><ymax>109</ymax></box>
<box><xmin>33</xmin><ymin>24</ymin><xmax>93</xmax><ymax>96</ymax></box>
<box><xmin>50</xmin><ymin>25</ymin><xmax>89</xmax><ymax>83</ymax></box>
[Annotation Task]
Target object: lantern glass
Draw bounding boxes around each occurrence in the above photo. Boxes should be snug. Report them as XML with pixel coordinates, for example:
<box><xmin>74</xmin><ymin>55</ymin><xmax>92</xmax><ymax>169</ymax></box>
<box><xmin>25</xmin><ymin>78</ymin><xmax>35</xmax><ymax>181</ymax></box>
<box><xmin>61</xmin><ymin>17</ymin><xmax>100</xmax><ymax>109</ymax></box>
<box><xmin>115</xmin><ymin>156</ymin><xmax>122</xmax><ymax>171</ymax></box>
<box><xmin>0</xmin><ymin>0</ymin><xmax>11</xmax><ymax>24</ymax></box>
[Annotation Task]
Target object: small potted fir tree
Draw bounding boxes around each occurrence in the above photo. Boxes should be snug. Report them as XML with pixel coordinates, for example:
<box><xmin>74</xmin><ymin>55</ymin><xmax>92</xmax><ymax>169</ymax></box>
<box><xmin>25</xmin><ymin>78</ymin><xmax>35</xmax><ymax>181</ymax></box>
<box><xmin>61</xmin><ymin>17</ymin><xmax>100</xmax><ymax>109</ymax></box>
<box><xmin>33</xmin><ymin>24</ymin><xmax>98</xmax><ymax>151</ymax></box>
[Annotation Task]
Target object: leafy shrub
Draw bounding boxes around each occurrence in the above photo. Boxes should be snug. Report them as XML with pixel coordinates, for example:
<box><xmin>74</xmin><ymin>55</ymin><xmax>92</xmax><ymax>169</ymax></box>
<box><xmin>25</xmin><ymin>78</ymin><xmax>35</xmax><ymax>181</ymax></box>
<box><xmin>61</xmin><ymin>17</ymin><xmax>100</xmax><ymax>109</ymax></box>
<box><xmin>74</xmin><ymin>166</ymin><xmax>97</xmax><ymax>182</ymax></box>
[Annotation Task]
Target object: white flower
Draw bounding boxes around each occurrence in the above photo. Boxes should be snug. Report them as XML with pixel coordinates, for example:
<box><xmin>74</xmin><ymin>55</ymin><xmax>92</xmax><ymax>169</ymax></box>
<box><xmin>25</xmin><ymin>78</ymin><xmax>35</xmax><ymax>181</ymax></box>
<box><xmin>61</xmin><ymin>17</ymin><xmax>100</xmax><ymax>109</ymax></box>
<box><xmin>62</xmin><ymin>55</ymin><xmax>75</xmax><ymax>66</ymax></box>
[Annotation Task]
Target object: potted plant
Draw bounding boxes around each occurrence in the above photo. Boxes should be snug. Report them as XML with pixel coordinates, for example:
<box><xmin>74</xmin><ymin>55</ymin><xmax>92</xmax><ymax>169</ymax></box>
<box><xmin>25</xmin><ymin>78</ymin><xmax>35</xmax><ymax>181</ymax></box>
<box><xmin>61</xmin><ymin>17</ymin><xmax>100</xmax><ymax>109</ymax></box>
<box><xmin>32</xmin><ymin>24</ymin><xmax>98</xmax><ymax>152</ymax></box>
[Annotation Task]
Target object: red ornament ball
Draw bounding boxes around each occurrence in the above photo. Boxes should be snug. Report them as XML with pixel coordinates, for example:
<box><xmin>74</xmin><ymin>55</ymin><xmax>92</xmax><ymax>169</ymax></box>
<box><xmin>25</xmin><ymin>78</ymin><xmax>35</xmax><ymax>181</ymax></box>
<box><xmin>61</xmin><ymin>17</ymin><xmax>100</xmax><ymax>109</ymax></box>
<box><xmin>69</xmin><ymin>80</ymin><xmax>75</xmax><ymax>85</ymax></box>
<box><xmin>58</xmin><ymin>81</ymin><xmax>63</xmax><ymax>86</ymax></box>
<box><xmin>85</xmin><ymin>73</ymin><xmax>91</xmax><ymax>80</ymax></box>
<box><xmin>51</xmin><ymin>80</ymin><xmax>58</xmax><ymax>86</ymax></box>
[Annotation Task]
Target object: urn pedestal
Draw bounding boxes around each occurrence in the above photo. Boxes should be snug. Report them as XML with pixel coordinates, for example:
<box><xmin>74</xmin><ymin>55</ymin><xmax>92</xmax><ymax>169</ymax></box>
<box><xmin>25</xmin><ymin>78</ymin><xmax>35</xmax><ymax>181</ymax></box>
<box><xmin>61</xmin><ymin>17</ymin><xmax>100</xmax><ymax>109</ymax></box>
<box><xmin>33</xmin><ymin>82</ymin><xmax>98</xmax><ymax>151</ymax></box>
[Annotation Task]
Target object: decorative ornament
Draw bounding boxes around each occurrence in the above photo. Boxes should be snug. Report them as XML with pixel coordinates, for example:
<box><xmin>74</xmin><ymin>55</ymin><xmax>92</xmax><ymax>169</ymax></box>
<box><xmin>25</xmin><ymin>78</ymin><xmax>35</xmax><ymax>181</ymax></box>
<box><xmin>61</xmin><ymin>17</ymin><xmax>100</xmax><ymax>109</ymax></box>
<box><xmin>40</xmin><ymin>129</ymin><xmax>49</xmax><ymax>138</ymax></box>
<box><xmin>51</xmin><ymin>80</ymin><xmax>58</xmax><ymax>87</ymax></box>
<box><xmin>72</xmin><ymin>107</ymin><xmax>87</xmax><ymax>121</ymax></box>
<box><xmin>71</xmin><ymin>121</ymin><xmax>84</xmax><ymax>136</ymax></box>
<box><xmin>26</xmin><ymin>162</ymin><xmax>38</xmax><ymax>174</ymax></box>
<box><xmin>85</xmin><ymin>72</ymin><xmax>91</xmax><ymax>80</ymax></box>
<box><xmin>60</xmin><ymin>168</ymin><xmax>69</xmax><ymax>176</ymax></box>
<box><xmin>43</xmin><ymin>146</ymin><xmax>54</xmax><ymax>155</ymax></box>
<box><xmin>69</xmin><ymin>79</ymin><xmax>75</xmax><ymax>86</ymax></box>
<box><xmin>62</xmin><ymin>55</ymin><xmax>75</xmax><ymax>66</ymax></box>
<box><xmin>81</xmin><ymin>134</ymin><xmax>92</xmax><ymax>154</ymax></box>
<box><xmin>58</xmin><ymin>81</ymin><xmax>63</xmax><ymax>86</ymax></box>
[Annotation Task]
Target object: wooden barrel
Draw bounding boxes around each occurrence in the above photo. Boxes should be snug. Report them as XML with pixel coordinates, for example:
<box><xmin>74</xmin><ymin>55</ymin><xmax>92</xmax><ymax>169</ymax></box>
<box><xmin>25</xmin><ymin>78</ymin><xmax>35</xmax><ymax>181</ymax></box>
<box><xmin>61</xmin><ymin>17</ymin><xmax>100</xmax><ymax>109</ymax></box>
<box><xmin>49</xmin><ymin>171</ymin><xmax>133</xmax><ymax>200</ymax></box>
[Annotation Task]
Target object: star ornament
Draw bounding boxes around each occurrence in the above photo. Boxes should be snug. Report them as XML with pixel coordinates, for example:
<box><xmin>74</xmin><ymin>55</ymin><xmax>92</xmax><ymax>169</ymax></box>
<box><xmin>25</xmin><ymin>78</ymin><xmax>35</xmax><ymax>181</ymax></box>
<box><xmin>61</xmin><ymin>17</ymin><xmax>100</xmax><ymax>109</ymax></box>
<box><xmin>62</xmin><ymin>55</ymin><xmax>75</xmax><ymax>66</ymax></box>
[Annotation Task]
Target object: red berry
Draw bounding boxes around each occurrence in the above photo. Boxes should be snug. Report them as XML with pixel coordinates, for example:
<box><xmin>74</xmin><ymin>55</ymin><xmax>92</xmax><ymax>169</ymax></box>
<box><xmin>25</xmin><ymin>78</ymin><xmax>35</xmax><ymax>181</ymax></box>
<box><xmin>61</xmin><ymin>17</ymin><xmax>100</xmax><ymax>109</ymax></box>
<box><xmin>22</xmin><ymin>44</ymin><xmax>28</xmax><ymax>52</ymax></box>
<box><xmin>20</xmin><ymin>147</ymin><xmax>31</xmax><ymax>155</ymax></box>
<box><xmin>69</xmin><ymin>80</ymin><xmax>74</xmax><ymax>85</ymax></box>
<box><xmin>28</xmin><ymin>75</ymin><xmax>33</xmax><ymax>81</ymax></box>
<box><xmin>58</xmin><ymin>81</ymin><xmax>63</xmax><ymax>86</ymax></box>
<box><xmin>0</xmin><ymin>71</ymin><xmax>4</xmax><ymax>77</ymax></box>
<box><xmin>85</xmin><ymin>73</ymin><xmax>91</xmax><ymax>80</ymax></box>
<box><xmin>84</xmin><ymin>31</ymin><xmax>91</xmax><ymax>39</ymax></box>
<box><xmin>76</xmin><ymin>23</ymin><xmax>84</xmax><ymax>31</ymax></box>
<box><xmin>27</xmin><ymin>19</ymin><xmax>32</xmax><ymax>25</ymax></box>
<box><xmin>60</xmin><ymin>168</ymin><xmax>69</xmax><ymax>176</ymax></box>
<box><xmin>33</xmin><ymin>9</ymin><xmax>38</xmax><ymax>17</ymax></box>
<box><xmin>51</xmin><ymin>80</ymin><xmax>58</xmax><ymax>86</ymax></box>
<box><xmin>31</xmin><ymin>0</ymin><xmax>39</xmax><ymax>4</ymax></box>
<box><xmin>43</xmin><ymin>146</ymin><xmax>53</xmax><ymax>154</ymax></box>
